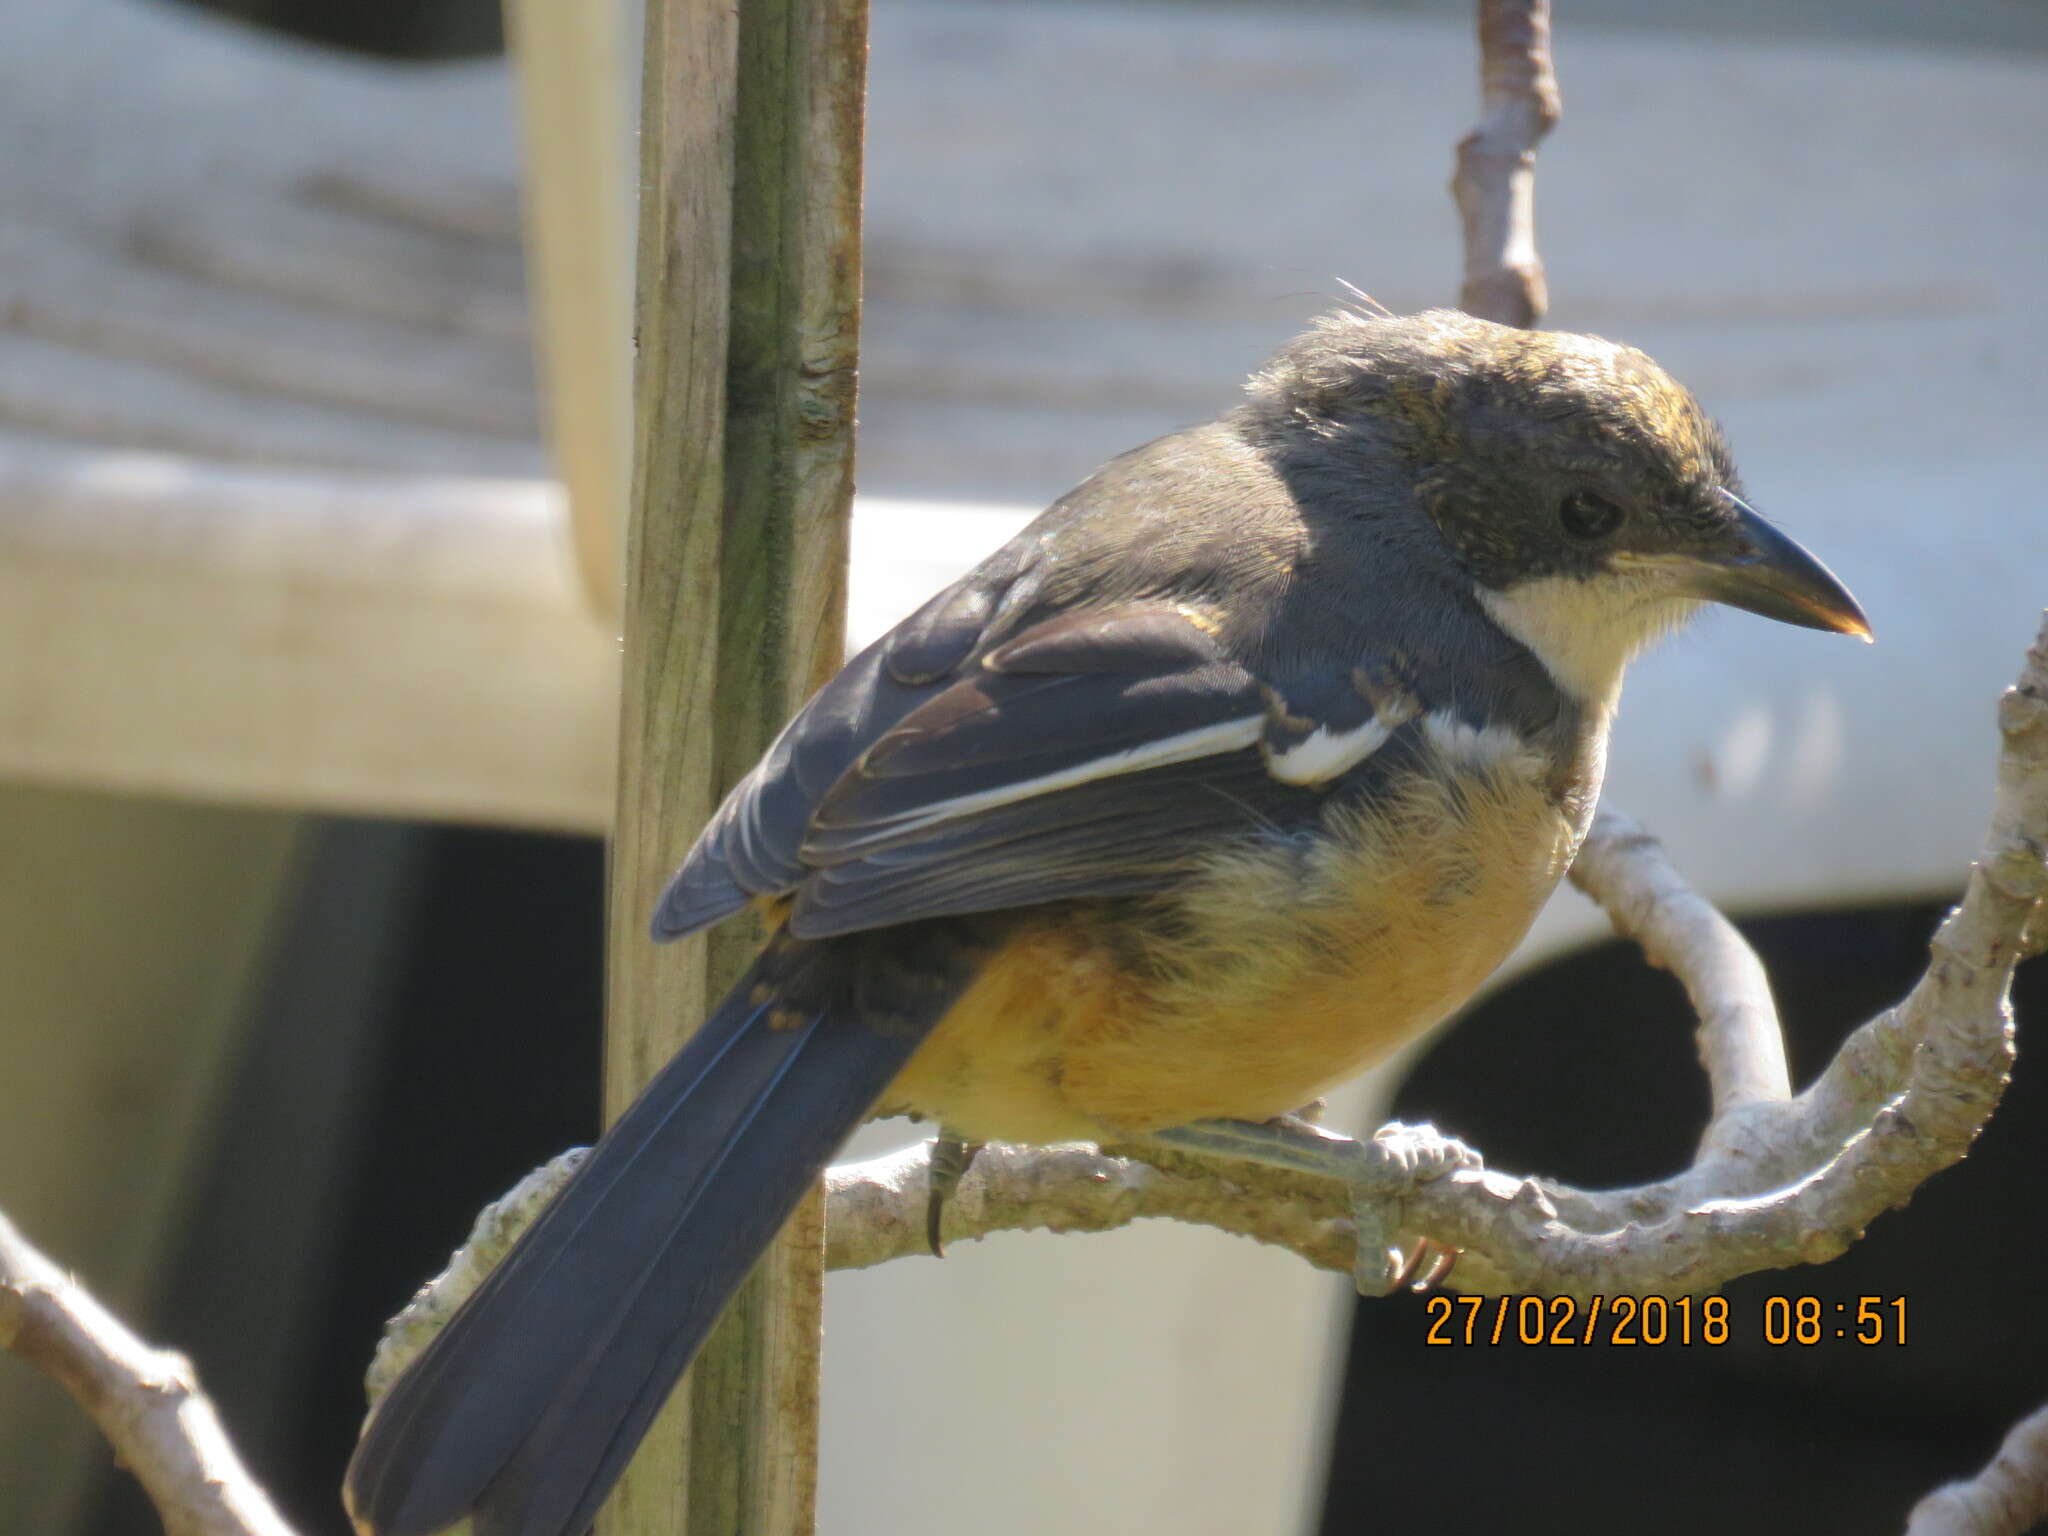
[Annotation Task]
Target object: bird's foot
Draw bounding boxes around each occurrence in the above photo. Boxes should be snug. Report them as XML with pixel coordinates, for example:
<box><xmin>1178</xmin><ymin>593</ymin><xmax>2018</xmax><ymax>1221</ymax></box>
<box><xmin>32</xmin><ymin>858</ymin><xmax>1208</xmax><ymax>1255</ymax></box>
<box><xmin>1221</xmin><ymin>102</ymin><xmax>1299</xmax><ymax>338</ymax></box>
<box><xmin>925</xmin><ymin>1130</ymin><xmax>984</xmax><ymax>1257</ymax></box>
<box><xmin>1142</xmin><ymin>1116</ymin><xmax>1477</xmax><ymax>1296</ymax></box>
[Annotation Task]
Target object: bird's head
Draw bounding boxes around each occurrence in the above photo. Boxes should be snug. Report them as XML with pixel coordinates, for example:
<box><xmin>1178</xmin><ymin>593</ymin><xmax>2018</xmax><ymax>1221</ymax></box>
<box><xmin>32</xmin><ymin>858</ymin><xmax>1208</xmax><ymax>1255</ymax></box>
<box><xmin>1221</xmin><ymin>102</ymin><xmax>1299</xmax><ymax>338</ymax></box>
<box><xmin>1247</xmin><ymin>308</ymin><xmax>1869</xmax><ymax>703</ymax></box>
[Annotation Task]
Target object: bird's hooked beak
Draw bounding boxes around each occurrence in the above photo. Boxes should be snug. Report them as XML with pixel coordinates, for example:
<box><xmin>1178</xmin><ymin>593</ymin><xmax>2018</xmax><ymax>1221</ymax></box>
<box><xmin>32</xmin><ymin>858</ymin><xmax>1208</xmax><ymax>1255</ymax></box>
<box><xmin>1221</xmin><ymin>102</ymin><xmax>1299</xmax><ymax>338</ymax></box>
<box><xmin>1618</xmin><ymin>490</ymin><xmax>1872</xmax><ymax>641</ymax></box>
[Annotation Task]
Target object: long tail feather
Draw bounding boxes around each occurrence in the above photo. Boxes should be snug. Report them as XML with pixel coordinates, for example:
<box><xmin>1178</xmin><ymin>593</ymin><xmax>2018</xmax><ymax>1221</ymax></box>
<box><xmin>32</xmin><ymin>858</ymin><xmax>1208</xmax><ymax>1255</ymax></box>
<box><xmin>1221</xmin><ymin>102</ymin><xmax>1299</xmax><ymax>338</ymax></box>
<box><xmin>345</xmin><ymin>938</ymin><xmax>937</xmax><ymax>1536</ymax></box>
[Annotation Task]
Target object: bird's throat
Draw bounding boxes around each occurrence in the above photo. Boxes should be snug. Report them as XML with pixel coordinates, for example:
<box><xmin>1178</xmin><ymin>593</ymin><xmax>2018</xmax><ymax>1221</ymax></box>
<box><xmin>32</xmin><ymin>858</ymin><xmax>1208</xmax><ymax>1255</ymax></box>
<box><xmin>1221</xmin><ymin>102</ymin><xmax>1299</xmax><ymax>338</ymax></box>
<box><xmin>1479</xmin><ymin>575</ymin><xmax>1698</xmax><ymax>707</ymax></box>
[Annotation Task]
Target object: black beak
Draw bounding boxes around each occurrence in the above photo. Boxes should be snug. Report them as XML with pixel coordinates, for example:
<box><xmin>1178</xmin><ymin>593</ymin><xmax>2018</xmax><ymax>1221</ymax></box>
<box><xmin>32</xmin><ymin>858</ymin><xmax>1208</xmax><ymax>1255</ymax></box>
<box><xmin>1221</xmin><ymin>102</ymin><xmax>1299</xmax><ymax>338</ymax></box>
<box><xmin>1681</xmin><ymin>492</ymin><xmax>1872</xmax><ymax>640</ymax></box>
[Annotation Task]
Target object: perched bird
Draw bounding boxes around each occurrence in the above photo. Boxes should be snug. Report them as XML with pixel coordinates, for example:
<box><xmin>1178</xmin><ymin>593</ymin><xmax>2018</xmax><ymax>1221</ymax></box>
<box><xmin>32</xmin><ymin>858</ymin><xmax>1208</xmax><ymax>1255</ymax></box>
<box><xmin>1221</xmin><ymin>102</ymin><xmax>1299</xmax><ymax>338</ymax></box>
<box><xmin>345</xmin><ymin>309</ymin><xmax>1868</xmax><ymax>1536</ymax></box>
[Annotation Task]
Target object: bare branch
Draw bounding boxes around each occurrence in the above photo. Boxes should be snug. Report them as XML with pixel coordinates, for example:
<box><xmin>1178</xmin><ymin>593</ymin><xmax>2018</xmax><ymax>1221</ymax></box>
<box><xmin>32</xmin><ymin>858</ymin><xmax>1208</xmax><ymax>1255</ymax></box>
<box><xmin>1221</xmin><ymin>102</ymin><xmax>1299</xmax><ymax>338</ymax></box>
<box><xmin>826</xmin><ymin>1140</ymin><xmax>1354</xmax><ymax>1274</ymax></box>
<box><xmin>373</xmin><ymin>614</ymin><xmax>2042</xmax><ymax>1324</ymax></box>
<box><xmin>1397</xmin><ymin>613</ymin><xmax>2044</xmax><ymax>1293</ymax></box>
<box><xmin>362</xmin><ymin>1154</ymin><xmax>587</xmax><ymax>1408</ymax></box>
<box><xmin>863</xmin><ymin>611</ymin><xmax>2044</xmax><ymax>1294</ymax></box>
<box><xmin>1905</xmin><ymin>1400</ymin><xmax>2048</xmax><ymax>1536</ymax></box>
<box><xmin>0</xmin><ymin>1210</ymin><xmax>299</xmax><ymax>1536</ymax></box>
<box><xmin>1453</xmin><ymin>0</ymin><xmax>1560</xmax><ymax>327</ymax></box>
<box><xmin>1567</xmin><ymin>807</ymin><xmax>1793</xmax><ymax>1150</ymax></box>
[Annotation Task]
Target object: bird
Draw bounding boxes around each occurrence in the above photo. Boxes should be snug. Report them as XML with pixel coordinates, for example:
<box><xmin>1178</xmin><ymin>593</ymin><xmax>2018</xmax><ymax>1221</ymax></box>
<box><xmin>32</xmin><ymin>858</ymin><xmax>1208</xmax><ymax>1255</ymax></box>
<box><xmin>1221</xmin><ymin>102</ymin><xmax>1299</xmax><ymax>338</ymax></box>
<box><xmin>344</xmin><ymin>307</ymin><xmax>1869</xmax><ymax>1536</ymax></box>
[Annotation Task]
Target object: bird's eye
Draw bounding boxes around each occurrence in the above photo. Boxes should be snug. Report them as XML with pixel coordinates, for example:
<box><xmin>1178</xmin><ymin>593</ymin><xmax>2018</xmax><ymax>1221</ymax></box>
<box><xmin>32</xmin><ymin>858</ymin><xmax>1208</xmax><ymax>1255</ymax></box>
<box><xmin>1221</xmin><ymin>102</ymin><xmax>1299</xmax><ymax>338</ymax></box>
<box><xmin>1557</xmin><ymin>491</ymin><xmax>1625</xmax><ymax>540</ymax></box>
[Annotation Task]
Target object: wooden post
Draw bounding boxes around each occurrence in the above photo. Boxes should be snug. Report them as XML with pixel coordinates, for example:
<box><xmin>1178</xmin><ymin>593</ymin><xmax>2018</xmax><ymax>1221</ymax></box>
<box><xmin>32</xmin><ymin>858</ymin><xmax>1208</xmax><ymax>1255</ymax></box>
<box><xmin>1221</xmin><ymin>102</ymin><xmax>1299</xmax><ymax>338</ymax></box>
<box><xmin>604</xmin><ymin>0</ymin><xmax>866</xmax><ymax>1532</ymax></box>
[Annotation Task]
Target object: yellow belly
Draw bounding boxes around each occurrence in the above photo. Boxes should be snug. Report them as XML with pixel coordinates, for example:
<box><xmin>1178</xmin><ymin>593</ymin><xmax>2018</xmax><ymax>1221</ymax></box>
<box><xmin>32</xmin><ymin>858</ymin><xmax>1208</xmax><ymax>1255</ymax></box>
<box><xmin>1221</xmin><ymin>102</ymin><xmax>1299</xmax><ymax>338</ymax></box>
<box><xmin>885</xmin><ymin>753</ymin><xmax>1587</xmax><ymax>1144</ymax></box>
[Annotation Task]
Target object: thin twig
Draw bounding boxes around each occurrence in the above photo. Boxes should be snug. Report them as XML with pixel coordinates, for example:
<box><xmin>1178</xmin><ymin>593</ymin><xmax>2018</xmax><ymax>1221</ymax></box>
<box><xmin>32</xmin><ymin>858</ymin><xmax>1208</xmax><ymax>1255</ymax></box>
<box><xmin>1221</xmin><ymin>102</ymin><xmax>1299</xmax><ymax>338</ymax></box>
<box><xmin>0</xmin><ymin>1211</ymin><xmax>299</xmax><ymax>1536</ymax></box>
<box><xmin>1453</xmin><ymin>0</ymin><xmax>1560</xmax><ymax>327</ymax></box>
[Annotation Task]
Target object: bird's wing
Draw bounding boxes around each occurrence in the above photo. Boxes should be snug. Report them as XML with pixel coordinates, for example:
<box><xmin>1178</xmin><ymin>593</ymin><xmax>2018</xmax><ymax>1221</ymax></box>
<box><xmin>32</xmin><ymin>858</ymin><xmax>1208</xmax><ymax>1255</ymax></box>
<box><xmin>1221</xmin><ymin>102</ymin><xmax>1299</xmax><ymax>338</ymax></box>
<box><xmin>649</xmin><ymin>527</ymin><xmax>1053</xmax><ymax>939</ymax></box>
<box><xmin>655</xmin><ymin>559</ymin><xmax>1423</xmax><ymax>941</ymax></box>
<box><xmin>787</xmin><ymin>605</ymin><xmax>1275</xmax><ymax>937</ymax></box>
<box><xmin>786</xmin><ymin>629</ymin><xmax>1430</xmax><ymax>936</ymax></box>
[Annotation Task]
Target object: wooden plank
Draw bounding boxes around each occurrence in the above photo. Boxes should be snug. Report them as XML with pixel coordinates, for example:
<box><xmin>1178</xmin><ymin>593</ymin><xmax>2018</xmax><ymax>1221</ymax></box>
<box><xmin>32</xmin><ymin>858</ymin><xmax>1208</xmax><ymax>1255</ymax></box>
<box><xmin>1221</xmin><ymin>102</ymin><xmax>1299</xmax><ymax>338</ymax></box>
<box><xmin>703</xmin><ymin>0</ymin><xmax>865</xmax><ymax>1518</ymax></box>
<box><xmin>0</xmin><ymin>447</ymin><xmax>610</xmax><ymax>829</ymax></box>
<box><xmin>603</xmin><ymin>0</ymin><xmax>865</xmax><ymax>1530</ymax></box>
<box><xmin>600</xmin><ymin>0</ymin><xmax>738</xmax><ymax>1525</ymax></box>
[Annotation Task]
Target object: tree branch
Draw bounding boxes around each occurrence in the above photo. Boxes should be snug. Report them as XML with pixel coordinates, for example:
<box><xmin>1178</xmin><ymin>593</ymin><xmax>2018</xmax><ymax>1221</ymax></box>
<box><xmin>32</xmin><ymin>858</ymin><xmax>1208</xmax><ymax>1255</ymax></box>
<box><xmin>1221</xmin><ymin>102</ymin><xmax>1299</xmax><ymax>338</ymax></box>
<box><xmin>1452</xmin><ymin>0</ymin><xmax>1560</xmax><ymax>327</ymax></box>
<box><xmin>42</xmin><ymin>607</ymin><xmax>2034</xmax><ymax>1518</ymax></box>
<box><xmin>852</xmin><ymin>610</ymin><xmax>2037</xmax><ymax>1289</ymax></box>
<box><xmin>825</xmin><ymin>1139</ymin><xmax>1355</xmax><ymax>1274</ymax></box>
<box><xmin>1352</xmin><ymin>612</ymin><xmax>2044</xmax><ymax>1295</ymax></box>
<box><xmin>0</xmin><ymin>1210</ymin><xmax>299</xmax><ymax>1536</ymax></box>
<box><xmin>1905</xmin><ymin>1399</ymin><xmax>2048</xmax><ymax>1536</ymax></box>
<box><xmin>1567</xmin><ymin>807</ymin><xmax>1793</xmax><ymax>1126</ymax></box>
<box><xmin>362</xmin><ymin>613</ymin><xmax>2047</xmax><ymax>1352</ymax></box>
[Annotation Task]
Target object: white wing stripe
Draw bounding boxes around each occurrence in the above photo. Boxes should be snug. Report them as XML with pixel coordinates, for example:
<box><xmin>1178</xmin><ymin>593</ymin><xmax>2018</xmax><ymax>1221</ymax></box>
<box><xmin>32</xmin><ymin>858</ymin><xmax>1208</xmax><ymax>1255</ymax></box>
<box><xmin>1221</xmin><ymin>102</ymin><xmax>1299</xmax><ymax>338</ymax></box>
<box><xmin>849</xmin><ymin>715</ymin><xmax>1266</xmax><ymax>839</ymax></box>
<box><xmin>1261</xmin><ymin>718</ymin><xmax>1392</xmax><ymax>784</ymax></box>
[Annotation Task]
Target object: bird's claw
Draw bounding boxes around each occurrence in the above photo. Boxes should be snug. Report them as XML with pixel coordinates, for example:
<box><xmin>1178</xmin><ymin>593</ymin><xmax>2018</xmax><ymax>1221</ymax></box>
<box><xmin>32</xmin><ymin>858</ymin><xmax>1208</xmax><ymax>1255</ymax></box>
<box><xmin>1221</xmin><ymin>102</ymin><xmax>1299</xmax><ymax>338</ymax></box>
<box><xmin>925</xmin><ymin>1131</ymin><xmax>983</xmax><ymax>1257</ymax></box>
<box><xmin>1348</xmin><ymin>1120</ymin><xmax>1483</xmax><ymax>1191</ymax></box>
<box><xmin>1386</xmin><ymin>1236</ymin><xmax>1459</xmax><ymax>1294</ymax></box>
<box><xmin>1343</xmin><ymin>1121</ymin><xmax>1478</xmax><ymax>1297</ymax></box>
<box><xmin>1139</xmin><ymin>1115</ymin><xmax>1476</xmax><ymax>1297</ymax></box>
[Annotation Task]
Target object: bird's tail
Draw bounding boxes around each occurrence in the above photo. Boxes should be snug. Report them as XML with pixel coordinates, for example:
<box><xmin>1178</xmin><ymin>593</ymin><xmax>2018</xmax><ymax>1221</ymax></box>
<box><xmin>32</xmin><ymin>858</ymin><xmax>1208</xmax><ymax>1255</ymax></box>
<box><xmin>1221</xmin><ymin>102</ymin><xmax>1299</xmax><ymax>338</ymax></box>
<box><xmin>344</xmin><ymin>935</ymin><xmax>935</xmax><ymax>1536</ymax></box>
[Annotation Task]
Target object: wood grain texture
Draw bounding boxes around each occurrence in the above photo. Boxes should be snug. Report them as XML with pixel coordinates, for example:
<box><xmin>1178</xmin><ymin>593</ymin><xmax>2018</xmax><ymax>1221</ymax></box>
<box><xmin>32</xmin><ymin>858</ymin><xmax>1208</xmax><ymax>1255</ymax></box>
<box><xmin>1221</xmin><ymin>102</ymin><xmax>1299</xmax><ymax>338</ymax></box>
<box><xmin>602</xmin><ymin>0</ymin><xmax>735</xmax><ymax>1530</ymax></box>
<box><xmin>605</xmin><ymin>0</ymin><xmax>865</xmax><ymax>1531</ymax></box>
<box><xmin>687</xmin><ymin>4</ymin><xmax>864</xmax><ymax>1527</ymax></box>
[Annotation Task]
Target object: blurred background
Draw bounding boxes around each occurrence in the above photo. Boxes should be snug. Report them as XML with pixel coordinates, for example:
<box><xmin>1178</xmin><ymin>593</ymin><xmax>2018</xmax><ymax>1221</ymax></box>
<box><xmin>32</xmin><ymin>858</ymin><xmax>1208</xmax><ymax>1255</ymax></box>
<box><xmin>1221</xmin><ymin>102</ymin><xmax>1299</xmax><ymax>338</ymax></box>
<box><xmin>2</xmin><ymin>0</ymin><xmax>2045</xmax><ymax>1532</ymax></box>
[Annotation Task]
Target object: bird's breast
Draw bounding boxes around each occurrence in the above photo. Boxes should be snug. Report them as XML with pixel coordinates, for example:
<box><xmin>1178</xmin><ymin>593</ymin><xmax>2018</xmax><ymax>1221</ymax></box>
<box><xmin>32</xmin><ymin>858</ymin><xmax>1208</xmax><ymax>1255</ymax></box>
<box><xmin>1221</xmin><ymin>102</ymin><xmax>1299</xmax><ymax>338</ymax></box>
<box><xmin>884</xmin><ymin>728</ymin><xmax>1599</xmax><ymax>1145</ymax></box>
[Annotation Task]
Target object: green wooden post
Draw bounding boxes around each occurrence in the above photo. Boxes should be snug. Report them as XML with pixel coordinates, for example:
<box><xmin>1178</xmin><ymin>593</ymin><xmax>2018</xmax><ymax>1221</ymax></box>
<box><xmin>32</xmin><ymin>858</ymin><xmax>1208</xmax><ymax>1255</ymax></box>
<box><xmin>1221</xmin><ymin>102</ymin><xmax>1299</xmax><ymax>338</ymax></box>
<box><xmin>603</xmin><ymin>0</ymin><xmax>866</xmax><ymax>1532</ymax></box>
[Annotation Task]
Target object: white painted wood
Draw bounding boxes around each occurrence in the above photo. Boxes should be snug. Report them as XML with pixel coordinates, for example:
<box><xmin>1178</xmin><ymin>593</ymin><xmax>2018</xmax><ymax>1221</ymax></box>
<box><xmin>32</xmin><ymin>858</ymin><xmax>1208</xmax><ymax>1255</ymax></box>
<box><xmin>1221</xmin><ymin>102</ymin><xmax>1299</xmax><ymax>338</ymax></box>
<box><xmin>504</xmin><ymin>0</ymin><xmax>636</xmax><ymax>613</ymax></box>
<box><xmin>0</xmin><ymin>445</ymin><xmax>617</xmax><ymax>828</ymax></box>
<box><xmin>0</xmin><ymin>0</ymin><xmax>538</xmax><ymax>476</ymax></box>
